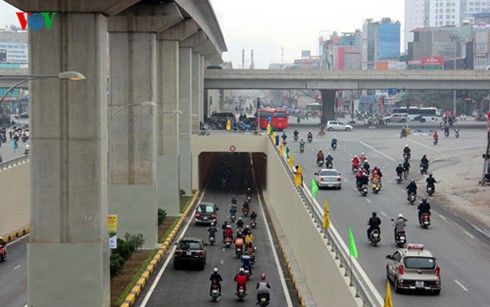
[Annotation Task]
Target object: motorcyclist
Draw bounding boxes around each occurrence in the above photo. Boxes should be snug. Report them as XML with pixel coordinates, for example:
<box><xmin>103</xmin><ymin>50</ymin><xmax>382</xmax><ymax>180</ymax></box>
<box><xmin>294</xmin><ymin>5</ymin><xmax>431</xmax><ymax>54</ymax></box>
<box><xmin>402</xmin><ymin>160</ymin><xmax>411</xmax><ymax>178</ymax></box>
<box><xmin>362</xmin><ymin>159</ymin><xmax>370</xmax><ymax>173</ymax></box>
<box><xmin>234</xmin><ymin>267</ymin><xmax>249</xmax><ymax>294</ymax></box>
<box><xmin>316</xmin><ymin>150</ymin><xmax>324</xmax><ymax>163</ymax></box>
<box><xmin>245</xmin><ymin>241</ymin><xmax>256</xmax><ymax>263</ymax></box>
<box><xmin>236</xmin><ymin>217</ymin><xmax>245</xmax><ymax>229</ymax></box>
<box><xmin>243</xmin><ymin>225</ymin><xmax>252</xmax><ymax>237</ymax></box>
<box><xmin>235</xmin><ymin>235</ymin><xmax>245</xmax><ymax>253</ymax></box>
<box><xmin>406</xmin><ymin>179</ymin><xmax>417</xmax><ymax>200</ymax></box>
<box><xmin>250</xmin><ymin>210</ymin><xmax>257</xmax><ymax>220</ymax></box>
<box><xmin>293</xmin><ymin>129</ymin><xmax>299</xmax><ymax>140</ymax></box>
<box><xmin>242</xmin><ymin>200</ymin><xmax>250</xmax><ymax>215</ymax></box>
<box><xmin>224</xmin><ymin>225</ymin><xmax>233</xmax><ymax>240</ymax></box>
<box><xmin>325</xmin><ymin>153</ymin><xmax>334</xmax><ymax>168</ymax></box>
<box><xmin>331</xmin><ymin>136</ymin><xmax>337</xmax><ymax>149</ymax></box>
<box><xmin>256</xmin><ymin>273</ymin><xmax>271</xmax><ymax>303</ymax></box>
<box><xmin>370</xmin><ymin>170</ymin><xmax>381</xmax><ymax>187</ymax></box>
<box><xmin>396</xmin><ymin>164</ymin><xmax>404</xmax><ymax>178</ymax></box>
<box><xmin>360</xmin><ymin>152</ymin><xmax>367</xmax><ymax>163</ymax></box>
<box><xmin>307</xmin><ymin>130</ymin><xmax>313</xmax><ymax>141</ymax></box>
<box><xmin>299</xmin><ymin>138</ymin><xmax>305</xmax><ymax>152</ymax></box>
<box><xmin>393</xmin><ymin>214</ymin><xmax>407</xmax><ymax>239</ymax></box>
<box><xmin>246</xmin><ymin>187</ymin><xmax>252</xmax><ymax>200</ymax></box>
<box><xmin>208</xmin><ymin>222</ymin><xmax>218</xmax><ymax>241</ymax></box>
<box><xmin>426</xmin><ymin>173</ymin><xmax>437</xmax><ymax>192</ymax></box>
<box><xmin>210</xmin><ymin>267</ymin><xmax>223</xmax><ymax>295</ymax></box>
<box><xmin>367</xmin><ymin>212</ymin><xmax>382</xmax><ymax>240</ymax></box>
<box><xmin>433</xmin><ymin>131</ymin><xmax>439</xmax><ymax>142</ymax></box>
<box><xmin>229</xmin><ymin>204</ymin><xmax>238</xmax><ymax>219</ymax></box>
<box><xmin>420</xmin><ymin>154</ymin><xmax>429</xmax><ymax>172</ymax></box>
<box><xmin>400</xmin><ymin>127</ymin><xmax>407</xmax><ymax>137</ymax></box>
<box><xmin>418</xmin><ymin>197</ymin><xmax>431</xmax><ymax>222</ymax></box>
<box><xmin>444</xmin><ymin>124</ymin><xmax>450</xmax><ymax>136</ymax></box>
<box><xmin>241</xmin><ymin>252</ymin><xmax>253</xmax><ymax>275</ymax></box>
<box><xmin>355</xmin><ymin>169</ymin><xmax>363</xmax><ymax>189</ymax></box>
<box><xmin>230</xmin><ymin>195</ymin><xmax>238</xmax><ymax>205</ymax></box>
<box><xmin>372</xmin><ymin>166</ymin><xmax>383</xmax><ymax>179</ymax></box>
<box><xmin>244</xmin><ymin>232</ymin><xmax>254</xmax><ymax>245</ymax></box>
<box><xmin>352</xmin><ymin>155</ymin><xmax>360</xmax><ymax>171</ymax></box>
<box><xmin>358</xmin><ymin>172</ymin><xmax>369</xmax><ymax>191</ymax></box>
<box><xmin>281</xmin><ymin>131</ymin><xmax>287</xmax><ymax>143</ymax></box>
<box><xmin>403</xmin><ymin>145</ymin><xmax>411</xmax><ymax>160</ymax></box>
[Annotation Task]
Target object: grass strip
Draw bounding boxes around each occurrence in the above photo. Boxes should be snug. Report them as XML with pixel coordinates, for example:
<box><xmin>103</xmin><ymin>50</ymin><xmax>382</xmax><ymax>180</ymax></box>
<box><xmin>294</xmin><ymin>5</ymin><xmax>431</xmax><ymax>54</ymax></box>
<box><xmin>159</xmin><ymin>218</ymin><xmax>180</xmax><ymax>243</ymax></box>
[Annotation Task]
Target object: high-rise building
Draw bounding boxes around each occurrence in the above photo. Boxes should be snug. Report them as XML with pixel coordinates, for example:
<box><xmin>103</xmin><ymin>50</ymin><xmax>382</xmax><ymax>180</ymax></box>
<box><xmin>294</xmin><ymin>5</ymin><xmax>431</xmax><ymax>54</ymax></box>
<box><xmin>362</xmin><ymin>18</ymin><xmax>400</xmax><ymax>70</ymax></box>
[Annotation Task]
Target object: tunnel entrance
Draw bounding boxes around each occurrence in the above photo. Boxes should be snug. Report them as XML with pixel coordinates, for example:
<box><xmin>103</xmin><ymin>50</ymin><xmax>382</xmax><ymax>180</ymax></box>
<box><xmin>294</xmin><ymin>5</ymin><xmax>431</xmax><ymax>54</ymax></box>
<box><xmin>197</xmin><ymin>152</ymin><xmax>267</xmax><ymax>195</ymax></box>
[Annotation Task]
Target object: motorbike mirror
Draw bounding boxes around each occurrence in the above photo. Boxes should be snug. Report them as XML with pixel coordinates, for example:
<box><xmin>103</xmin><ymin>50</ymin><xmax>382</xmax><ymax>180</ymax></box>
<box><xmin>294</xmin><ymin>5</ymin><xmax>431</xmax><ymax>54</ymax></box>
<box><xmin>385</xmin><ymin>255</ymin><xmax>392</xmax><ymax>259</ymax></box>
<box><xmin>390</xmin><ymin>219</ymin><xmax>394</xmax><ymax>221</ymax></box>
<box><xmin>203</xmin><ymin>243</ymin><xmax>208</xmax><ymax>246</ymax></box>
<box><xmin>314</xmin><ymin>172</ymin><xmax>318</xmax><ymax>175</ymax></box>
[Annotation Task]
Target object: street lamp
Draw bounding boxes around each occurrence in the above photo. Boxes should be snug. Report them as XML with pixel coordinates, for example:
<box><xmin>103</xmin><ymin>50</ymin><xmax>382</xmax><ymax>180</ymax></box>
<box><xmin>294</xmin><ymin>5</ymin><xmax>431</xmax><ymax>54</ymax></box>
<box><xmin>109</xmin><ymin>101</ymin><xmax>156</xmax><ymax>122</ymax></box>
<box><xmin>0</xmin><ymin>71</ymin><xmax>86</xmax><ymax>105</ymax></box>
<box><xmin>450</xmin><ymin>32</ymin><xmax>458</xmax><ymax>116</ymax></box>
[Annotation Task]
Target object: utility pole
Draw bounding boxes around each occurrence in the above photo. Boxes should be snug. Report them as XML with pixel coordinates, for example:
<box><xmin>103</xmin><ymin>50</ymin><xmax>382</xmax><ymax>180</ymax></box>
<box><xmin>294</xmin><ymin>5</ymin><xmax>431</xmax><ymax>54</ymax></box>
<box><xmin>281</xmin><ymin>47</ymin><xmax>284</xmax><ymax>64</ymax></box>
<box><xmin>250</xmin><ymin>49</ymin><xmax>254</xmax><ymax>69</ymax></box>
<box><xmin>242</xmin><ymin>49</ymin><xmax>245</xmax><ymax>69</ymax></box>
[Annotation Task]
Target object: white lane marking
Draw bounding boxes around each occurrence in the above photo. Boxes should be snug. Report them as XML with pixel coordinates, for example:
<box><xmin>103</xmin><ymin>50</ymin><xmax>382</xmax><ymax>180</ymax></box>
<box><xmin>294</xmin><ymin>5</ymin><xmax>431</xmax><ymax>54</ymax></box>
<box><xmin>438</xmin><ymin>214</ymin><xmax>447</xmax><ymax>220</ymax></box>
<box><xmin>140</xmin><ymin>192</ymin><xmax>206</xmax><ymax>307</ymax></box>
<box><xmin>359</xmin><ymin>141</ymin><xmax>396</xmax><ymax>161</ymax></box>
<box><xmin>464</xmin><ymin>231</ymin><xmax>475</xmax><ymax>239</ymax></box>
<box><xmin>454</xmin><ymin>280</ymin><xmax>469</xmax><ymax>292</ymax></box>
<box><xmin>7</xmin><ymin>234</ymin><xmax>30</xmax><ymax>247</ymax></box>
<box><xmin>257</xmin><ymin>193</ymin><xmax>293</xmax><ymax>307</ymax></box>
<box><xmin>380</xmin><ymin>211</ymin><xmax>388</xmax><ymax>217</ymax></box>
<box><xmin>407</xmin><ymin>138</ymin><xmax>432</xmax><ymax>149</ymax></box>
<box><xmin>366</xmin><ymin>199</ymin><xmax>372</xmax><ymax>203</ymax></box>
<box><xmin>343</xmin><ymin>178</ymin><xmax>348</xmax><ymax>183</ymax></box>
<box><xmin>13</xmin><ymin>265</ymin><xmax>21</xmax><ymax>270</ymax></box>
<box><xmin>220</xmin><ymin>259</ymin><xmax>224</xmax><ymax>265</ymax></box>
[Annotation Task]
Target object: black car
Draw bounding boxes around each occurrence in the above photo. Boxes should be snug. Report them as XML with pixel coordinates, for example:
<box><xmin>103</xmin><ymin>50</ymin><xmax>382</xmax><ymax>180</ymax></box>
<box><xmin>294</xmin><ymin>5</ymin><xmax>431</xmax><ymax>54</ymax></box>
<box><xmin>207</xmin><ymin>112</ymin><xmax>235</xmax><ymax>130</ymax></box>
<box><xmin>173</xmin><ymin>237</ymin><xmax>206</xmax><ymax>270</ymax></box>
<box><xmin>194</xmin><ymin>202</ymin><xmax>218</xmax><ymax>225</ymax></box>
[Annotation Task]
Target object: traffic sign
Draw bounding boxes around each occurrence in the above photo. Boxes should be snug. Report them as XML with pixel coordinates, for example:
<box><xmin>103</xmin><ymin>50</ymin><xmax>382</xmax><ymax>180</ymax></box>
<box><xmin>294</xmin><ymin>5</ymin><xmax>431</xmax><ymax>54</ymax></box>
<box><xmin>229</xmin><ymin>145</ymin><xmax>236</xmax><ymax>152</ymax></box>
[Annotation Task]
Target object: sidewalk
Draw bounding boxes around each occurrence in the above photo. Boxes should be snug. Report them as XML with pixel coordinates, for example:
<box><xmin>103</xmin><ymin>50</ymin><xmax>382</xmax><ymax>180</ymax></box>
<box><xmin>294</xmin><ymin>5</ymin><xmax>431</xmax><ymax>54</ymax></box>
<box><xmin>422</xmin><ymin>150</ymin><xmax>490</xmax><ymax>240</ymax></box>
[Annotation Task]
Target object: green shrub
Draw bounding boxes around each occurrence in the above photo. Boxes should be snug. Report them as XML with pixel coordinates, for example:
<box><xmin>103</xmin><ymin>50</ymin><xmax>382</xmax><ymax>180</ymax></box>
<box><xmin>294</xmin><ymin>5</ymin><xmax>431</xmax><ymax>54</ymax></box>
<box><xmin>124</xmin><ymin>233</ymin><xmax>145</xmax><ymax>253</ymax></box>
<box><xmin>115</xmin><ymin>238</ymin><xmax>131</xmax><ymax>261</ymax></box>
<box><xmin>179</xmin><ymin>189</ymin><xmax>185</xmax><ymax>196</ymax></box>
<box><xmin>158</xmin><ymin>209</ymin><xmax>167</xmax><ymax>225</ymax></box>
<box><xmin>110</xmin><ymin>253</ymin><xmax>124</xmax><ymax>277</ymax></box>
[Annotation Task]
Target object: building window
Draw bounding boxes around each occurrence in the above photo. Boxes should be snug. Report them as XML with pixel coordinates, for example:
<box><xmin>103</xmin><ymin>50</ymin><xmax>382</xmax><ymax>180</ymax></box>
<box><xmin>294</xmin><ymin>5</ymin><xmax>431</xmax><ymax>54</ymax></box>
<box><xmin>476</xmin><ymin>58</ymin><xmax>487</xmax><ymax>67</ymax></box>
<box><xmin>476</xmin><ymin>44</ymin><xmax>487</xmax><ymax>53</ymax></box>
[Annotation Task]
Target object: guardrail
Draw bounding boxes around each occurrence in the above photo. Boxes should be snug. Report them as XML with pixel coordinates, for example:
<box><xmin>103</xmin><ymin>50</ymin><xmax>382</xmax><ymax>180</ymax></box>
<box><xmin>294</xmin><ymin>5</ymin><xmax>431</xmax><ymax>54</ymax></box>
<box><xmin>271</xmin><ymin>137</ymin><xmax>383</xmax><ymax>307</ymax></box>
<box><xmin>0</xmin><ymin>155</ymin><xmax>29</xmax><ymax>171</ymax></box>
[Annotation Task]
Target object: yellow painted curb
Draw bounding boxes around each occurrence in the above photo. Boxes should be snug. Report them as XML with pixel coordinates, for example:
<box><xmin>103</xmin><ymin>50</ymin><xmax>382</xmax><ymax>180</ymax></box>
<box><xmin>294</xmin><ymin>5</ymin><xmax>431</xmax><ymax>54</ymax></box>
<box><xmin>2</xmin><ymin>225</ymin><xmax>30</xmax><ymax>243</ymax></box>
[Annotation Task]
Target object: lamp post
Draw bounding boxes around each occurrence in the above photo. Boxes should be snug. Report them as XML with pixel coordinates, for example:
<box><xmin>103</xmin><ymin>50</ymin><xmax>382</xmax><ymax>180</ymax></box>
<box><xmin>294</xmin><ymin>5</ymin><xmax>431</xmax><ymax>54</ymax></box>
<box><xmin>0</xmin><ymin>71</ymin><xmax>85</xmax><ymax>105</ymax></box>
<box><xmin>450</xmin><ymin>32</ymin><xmax>458</xmax><ymax>116</ymax></box>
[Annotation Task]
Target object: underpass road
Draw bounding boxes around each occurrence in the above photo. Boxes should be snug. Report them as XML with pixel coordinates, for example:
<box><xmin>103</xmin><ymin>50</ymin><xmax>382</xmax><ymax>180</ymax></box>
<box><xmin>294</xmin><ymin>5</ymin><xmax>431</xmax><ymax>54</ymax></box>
<box><xmin>0</xmin><ymin>236</ymin><xmax>28</xmax><ymax>307</ymax></box>
<box><xmin>137</xmin><ymin>187</ymin><xmax>295</xmax><ymax>306</ymax></box>
<box><xmin>287</xmin><ymin>126</ymin><xmax>490</xmax><ymax>307</ymax></box>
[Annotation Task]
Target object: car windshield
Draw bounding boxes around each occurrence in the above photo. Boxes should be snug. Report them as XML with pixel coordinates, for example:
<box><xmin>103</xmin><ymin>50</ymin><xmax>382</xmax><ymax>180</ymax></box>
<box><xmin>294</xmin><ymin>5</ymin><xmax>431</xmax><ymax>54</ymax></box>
<box><xmin>404</xmin><ymin>257</ymin><xmax>436</xmax><ymax>269</ymax></box>
<box><xmin>197</xmin><ymin>205</ymin><xmax>214</xmax><ymax>213</ymax></box>
<box><xmin>179</xmin><ymin>241</ymin><xmax>201</xmax><ymax>250</ymax></box>
<box><xmin>320</xmin><ymin>170</ymin><xmax>338</xmax><ymax>176</ymax></box>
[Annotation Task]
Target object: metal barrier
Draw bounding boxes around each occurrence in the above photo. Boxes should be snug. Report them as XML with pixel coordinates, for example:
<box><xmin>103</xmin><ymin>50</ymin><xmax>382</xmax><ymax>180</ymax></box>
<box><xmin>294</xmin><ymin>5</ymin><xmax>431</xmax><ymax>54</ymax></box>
<box><xmin>0</xmin><ymin>155</ymin><xmax>29</xmax><ymax>171</ymax></box>
<box><xmin>270</xmin><ymin>137</ymin><xmax>382</xmax><ymax>307</ymax></box>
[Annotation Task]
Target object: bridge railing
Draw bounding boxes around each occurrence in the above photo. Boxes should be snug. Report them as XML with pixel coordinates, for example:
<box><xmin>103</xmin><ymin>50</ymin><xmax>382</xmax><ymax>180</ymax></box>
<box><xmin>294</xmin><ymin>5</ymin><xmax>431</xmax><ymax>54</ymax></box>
<box><xmin>270</xmin><ymin>137</ymin><xmax>383</xmax><ymax>307</ymax></box>
<box><xmin>0</xmin><ymin>155</ymin><xmax>30</xmax><ymax>172</ymax></box>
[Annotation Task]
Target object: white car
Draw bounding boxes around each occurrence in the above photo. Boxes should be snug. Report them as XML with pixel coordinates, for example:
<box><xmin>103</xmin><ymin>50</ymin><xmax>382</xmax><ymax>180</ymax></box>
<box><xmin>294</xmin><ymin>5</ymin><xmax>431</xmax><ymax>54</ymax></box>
<box><xmin>326</xmin><ymin>121</ymin><xmax>353</xmax><ymax>131</ymax></box>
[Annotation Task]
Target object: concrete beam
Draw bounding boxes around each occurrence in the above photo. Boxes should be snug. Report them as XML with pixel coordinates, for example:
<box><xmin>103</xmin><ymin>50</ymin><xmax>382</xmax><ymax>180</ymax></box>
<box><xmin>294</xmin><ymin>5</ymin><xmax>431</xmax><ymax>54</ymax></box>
<box><xmin>108</xmin><ymin>3</ymin><xmax>183</xmax><ymax>33</ymax></box>
<box><xmin>180</xmin><ymin>30</ymin><xmax>207</xmax><ymax>49</ymax></box>
<box><xmin>6</xmin><ymin>0</ymin><xmax>138</xmax><ymax>16</ymax></box>
<box><xmin>157</xmin><ymin>19</ymin><xmax>199</xmax><ymax>41</ymax></box>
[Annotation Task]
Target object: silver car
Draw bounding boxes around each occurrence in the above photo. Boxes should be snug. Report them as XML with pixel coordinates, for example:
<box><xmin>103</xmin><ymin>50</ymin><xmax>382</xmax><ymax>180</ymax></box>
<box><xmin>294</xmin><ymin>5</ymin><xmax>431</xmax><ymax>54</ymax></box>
<box><xmin>326</xmin><ymin>121</ymin><xmax>353</xmax><ymax>131</ymax></box>
<box><xmin>314</xmin><ymin>168</ymin><xmax>342</xmax><ymax>189</ymax></box>
<box><xmin>385</xmin><ymin>244</ymin><xmax>441</xmax><ymax>295</ymax></box>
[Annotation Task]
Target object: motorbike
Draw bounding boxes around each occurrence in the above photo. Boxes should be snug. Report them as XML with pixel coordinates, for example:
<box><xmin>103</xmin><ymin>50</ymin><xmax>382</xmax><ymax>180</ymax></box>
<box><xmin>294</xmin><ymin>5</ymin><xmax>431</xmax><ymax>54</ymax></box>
<box><xmin>455</xmin><ymin>129</ymin><xmax>460</xmax><ymax>138</ymax></box>
<box><xmin>307</xmin><ymin>135</ymin><xmax>312</xmax><ymax>143</ymax></box>
<box><xmin>317</xmin><ymin>159</ymin><xmax>324</xmax><ymax>167</ymax></box>
<box><xmin>433</xmin><ymin>137</ymin><xmax>438</xmax><ymax>145</ymax></box>
<box><xmin>236</xmin><ymin>284</ymin><xmax>247</xmax><ymax>301</ymax></box>
<box><xmin>0</xmin><ymin>246</ymin><xmax>6</xmax><ymax>262</ymax></box>
<box><xmin>360</xmin><ymin>184</ymin><xmax>368</xmax><ymax>197</ymax></box>
<box><xmin>419</xmin><ymin>213</ymin><xmax>431</xmax><ymax>228</ymax></box>
<box><xmin>209</xmin><ymin>236</ymin><xmax>216</xmax><ymax>246</ymax></box>
<box><xmin>395</xmin><ymin>229</ymin><xmax>407</xmax><ymax>247</ymax></box>
<box><xmin>242</xmin><ymin>206</ymin><xmax>250</xmax><ymax>217</ymax></box>
<box><xmin>246</xmin><ymin>194</ymin><xmax>252</xmax><ymax>203</ymax></box>
<box><xmin>371</xmin><ymin>181</ymin><xmax>381</xmax><ymax>194</ymax></box>
<box><xmin>257</xmin><ymin>293</ymin><xmax>270</xmax><ymax>306</ymax></box>
<box><xmin>420</xmin><ymin>163</ymin><xmax>429</xmax><ymax>175</ymax></box>
<box><xmin>352</xmin><ymin>165</ymin><xmax>359</xmax><ymax>174</ymax></box>
<box><xmin>294</xmin><ymin>134</ymin><xmax>298</xmax><ymax>141</ymax></box>
<box><xmin>250</xmin><ymin>218</ymin><xmax>256</xmax><ymax>229</ymax></box>
<box><xmin>235</xmin><ymin>245</ymin><xmax>243</xmax><ymax>257</ymax></box>
<box><xmin>369</xmin><ymin>229</ymin><xmax>381</xmax><ymax>247</ymax></box>
<box><xmin>318</xmin><ymin>129</ymin><xmax>326</xmax><ymax>137</ymax></box>
<box><xmin>403</xmin><ymin>152</ymin><xmax>411</xmax><ymax>162</ymax></box>
<box><xmin>242</xmin><ymin>265</ymin><xmax>252</xmax><ymax>278</ymax></box>
<box><xmin>300</xmin><ymin>143</ymin><xmax>305</xmax><ymax>153</ymax></box>
<box><xmin>224</xmin><ymin>236</ymin><xmax>232</xmax><ymax>248</ymax></box>
<box><xmin>408</xmin><ymin>192</ymin><xmax>416</xmax><ymax>205</ymax></box>
<box><xmin>427</xmin><ymin>185</ymin><xmax>434</xmax><ymax>196</ymax></box>
<box><xmin>331</xmin><ymin>142</ymin><xmax>337</xmax><ymax>150</ymax></box>
<box><xmin>210</xmin><ymin>284</ymin><xmax>221</xmax><ymax>301</ymax></box>
<box><xmin>326</xmin><ymin>161</ymin><xmax>333</xmax><ymax>169</ymax></box>
<box><xmin>395</xmin><ymin>173</ymin><xmax>403</xmax><ymax>184</ymax></box>
<box><xmin>444</xmin><ymin>129</ymin><xmax>449</xmax><ymax>137</ymax></box>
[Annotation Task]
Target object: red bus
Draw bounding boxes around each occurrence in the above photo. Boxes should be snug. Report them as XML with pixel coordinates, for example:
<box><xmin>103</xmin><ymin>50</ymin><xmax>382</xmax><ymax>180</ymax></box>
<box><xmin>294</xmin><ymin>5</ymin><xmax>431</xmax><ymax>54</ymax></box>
<box><xmin>256</xmin><ymin>108</ymin><xmax>289</xmax><ymax>130</ymax></box>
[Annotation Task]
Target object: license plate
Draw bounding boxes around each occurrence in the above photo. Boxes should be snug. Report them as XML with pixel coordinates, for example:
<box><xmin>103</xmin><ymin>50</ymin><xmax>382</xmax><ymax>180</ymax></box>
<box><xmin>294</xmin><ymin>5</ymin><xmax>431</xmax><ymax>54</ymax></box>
<box><xmin>186</xmin><ymin>251</ymin><xmax>191</xmax><ymax>256</ymax></box>
<box><xmin>399</xmin><ymin>236</ymin><xmax>405</xmax><ymax>240</ymax></box>
<box><xmin>203</xmin><ymin>217</ymin><xmax>208</xmax><ymax>220</ymax></box>
<box><xmin>416</xmin><ymin>281</ymin><xmax>424</xmax><ymax>288</ymax></box>
<box><xmin>424</xmin><ymin>220</ymin><xmax>429</xmax><ymax>225</ymax></box>
<box><xmin>327</xmin><ymin>184</ymin><xmax>333</xmax><ymax>187</ymax></box>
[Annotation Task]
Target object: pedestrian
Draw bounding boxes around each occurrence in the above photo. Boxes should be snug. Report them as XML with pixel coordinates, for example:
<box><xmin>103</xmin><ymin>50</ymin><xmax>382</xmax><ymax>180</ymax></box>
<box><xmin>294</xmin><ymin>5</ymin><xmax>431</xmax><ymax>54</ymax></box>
<box><xmin>0</xmin><ymin>153</ymin><xmax>2</xmax><ymax>163</ymax></box>
<box><xmin>12</xmin><ymin>139</ymin><xmax>17</xmax><ymax>153</ymax></box>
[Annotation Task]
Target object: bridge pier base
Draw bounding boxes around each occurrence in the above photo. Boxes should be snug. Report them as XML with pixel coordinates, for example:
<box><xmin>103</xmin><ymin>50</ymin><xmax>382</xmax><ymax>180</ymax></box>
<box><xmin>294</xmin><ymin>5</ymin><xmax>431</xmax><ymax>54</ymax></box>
<box><xmin>320</xmin><ymin>89</ymin><xmax>336</xmax><ymax>125</ymax></box>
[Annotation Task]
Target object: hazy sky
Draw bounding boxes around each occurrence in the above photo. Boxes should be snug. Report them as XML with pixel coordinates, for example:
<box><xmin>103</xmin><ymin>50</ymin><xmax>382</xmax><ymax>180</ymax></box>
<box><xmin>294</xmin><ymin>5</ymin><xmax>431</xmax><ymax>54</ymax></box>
<box><xmin>0</xmin><ymin>0</ymin><xmax>404</xmax><ymax>68</ymax></box>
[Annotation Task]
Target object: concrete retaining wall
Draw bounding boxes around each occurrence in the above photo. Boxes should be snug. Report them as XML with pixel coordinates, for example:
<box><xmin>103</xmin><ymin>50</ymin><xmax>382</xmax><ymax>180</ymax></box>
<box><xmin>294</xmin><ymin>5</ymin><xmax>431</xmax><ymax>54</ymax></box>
<box><xmin>0</xmin><ymin>162</ymin><xmax>30</xmax><ymax>239</ymax></box>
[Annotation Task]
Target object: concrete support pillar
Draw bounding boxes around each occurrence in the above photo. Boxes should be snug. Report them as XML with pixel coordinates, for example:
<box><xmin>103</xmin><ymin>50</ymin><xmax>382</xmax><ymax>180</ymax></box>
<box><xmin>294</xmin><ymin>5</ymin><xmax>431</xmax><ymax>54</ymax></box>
<box><xmin>199</xmin><ymin>55</ymin><xmax>205</xmax><ymax>124</ymax></box>
<box><xmin>157</xmin><ymin>39</ymin><xmax>180</xmax><ymax>216</ymax></box>
<box><xmin>179</xmin><ymin>48</ymin><xmax>193</xmax><ymax>195</ymax></box>
<box><xmin>108</xmin><ymin>32</ymin><xmax>158</xmax><ymax>249</ymax></box>
<box><xmin>27</xmin><ymin>13</ymin><xmax>110</xmax><ymax>306</ymax></box>
<box><xmin>191</xmin><ymin>52</ymin><xmax>201</xmax><ymax>133</ymax></box>
<box><xmin>321</xmin><ymin>89</ymin><xmax>336</xmax><ymax>124</ymax></box>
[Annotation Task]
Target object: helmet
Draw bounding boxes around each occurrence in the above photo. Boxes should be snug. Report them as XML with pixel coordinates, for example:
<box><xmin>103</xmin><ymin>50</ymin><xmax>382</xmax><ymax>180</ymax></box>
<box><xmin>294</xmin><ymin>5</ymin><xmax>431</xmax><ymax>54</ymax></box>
<box><xmin>328</xmin><ymin>152</ymin><xmax>331</xmax><ymax>155</ymax></box>
<box><xmin>247</xmin><ymin>187</ymin><xmax>251</xmax><ymax>191</ymax></box>
<box><xmin>354</xmin><ymin>155</ymin><xmax>358</xmax><ymax>158</ymax></box>
<box><xmin>245</xmin><ymin>225</ymin><xmax>249</xmax><ymax>228</ymax></box>
<box><xmin>422</xmin><ymin>197</ymin><xmax>427</xmax><ymax>203</ymax></box>
<box><xmin>214</xmin><ymin>267</ymin><xmax>218</xmax><ymax>272</ymax></box>
<box><xmin>398</xmin><ymin>214</ymin><xmax>404</xmax><ymax>219</ymax></box>
<box><xmin>423</xmin><ymin>154</ymin><xmax>426</xmax><ymax>158</ymax></box>
<box><xmin>333</xmin><ymin>135</ymin><xmax>336</xmax><ymax>138</ymax></box>
<box><xmin>372</xmin><ymin>212</ymin><xmax>377</xmax><ymax>217</ymax></box>
<box><xmin>238</xmin><ymin>217</ymin><xmax>242</xmax><ymax>220</ymax></box>
<box><xmin>398</xmin><ymin>163</ymin><xmax>402</xmax><ymax>167</ymax></box>
<box><xmin>410</xmin><ymin>179</ymin><xmax>415</xmax><ymax>183</ymax></box>
<box><xmin>210</xmin><ymin>222</ymin><xmax>215</xmax><ymax>226</ymax></box>
<box><xmin>239</xmin><ymin>268</ymin><xmax>244</xmax><ymax>273</ymax></box>
<box><xmin>261</xmin><ymin>274</ymin><xmax>266</xmax><ymax>280</ymax></box>
<box><xmin>429</xmin><ymin>173</ymin><xmax>433</xmax><ymax>177</ymax></box>
<box><xmin>227</xmin><ymin>225</ymin><xmax>232</xmax><ymax>228</ymax></box>
<box><xmin>364</xmin><ymin>159</ymin><xmax>368</xmax><ymax>162</ymax></box>
<box><xmin>405</xmin><ymin>144</ymin><xmax>409</xmax><ymax>147</ymax></box>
